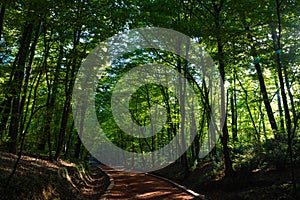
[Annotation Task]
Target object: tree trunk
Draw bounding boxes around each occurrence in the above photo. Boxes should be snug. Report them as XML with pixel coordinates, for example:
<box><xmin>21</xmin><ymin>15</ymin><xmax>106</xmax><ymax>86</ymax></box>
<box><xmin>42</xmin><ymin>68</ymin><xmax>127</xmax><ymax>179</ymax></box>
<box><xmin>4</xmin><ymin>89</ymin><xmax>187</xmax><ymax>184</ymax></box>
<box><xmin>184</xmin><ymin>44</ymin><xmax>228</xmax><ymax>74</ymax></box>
<box><xmin>213</xmin><ymin>1</ymin><xmax>235</xmax><ymax>177</ymax></box>
<box><xmin>246</xmin><ymin>25</ymin><xmax>278</xmax><ymax>133</ymax></box>
<box><xmin>65</xmin><ymin>120</ymin><xmax>74</xmax><ymax>158</ymax></box>
<box><xmin>274</xmin><ymin>0</ymin><xmax>295</xmax><ymax>192</ymax></box>
<box><xmin>55</xmin><ymin>29</ymin><xmax>80</xmax><ymax>160</ymax></box>
<box><xmin>238</xmin><ymin>77</ymin><xmax>260</xmax><ymax>140</ymax></box>
<box><xmin>0</xmin><ymin>97</ymin><xmax>11</xmax><ymax>137</ymax></box>
<box><xmin>54</xmin><ymin>83</ymin><xmax>72</xmax><ymax>160</ymax></box>
<box><xmin>254</xmin><ymin>61</ymin><xmax>278</xmax><ymax>132</ymax></box>
<box><xmin>6</xmin><ymin>66</ymin><xmax>42</xmax><ymax>187</ymax></box>
<box><xmin>231</xmin><ymin>91</ymin><xmax>237</xmax><ymax>142</ymax></box>
<box><xmin>44</xmin><ymin>43</ymin><xmax>63</xmax><ymax>160</ymax></box>
<box><xmin>8</xmin><ymin>22</ymin><xmax>34</xmax><ymax>154</ymax></box>
<box><xmin>19</xmin><ymin>21</ymin><xmax>42</xmax><ymax>137</ymax></box>
<box><xmin>0</xmin><ymin>0</ymin><xmax>7</xmax><ymax>41</ymax></box>
<box><xmin>232</xmin><ymin>70</ymin><xmax>238</xmax><ymax>142</ymax></box>
<box><xmin>275</xmin><ymin>77</ymin><xmax>285</xmax><ymax>132</ymax></box>
<box><xmin>74</xmin><ymin>104</ymin><xmax>86</xmax><ymax>159</ymax></box>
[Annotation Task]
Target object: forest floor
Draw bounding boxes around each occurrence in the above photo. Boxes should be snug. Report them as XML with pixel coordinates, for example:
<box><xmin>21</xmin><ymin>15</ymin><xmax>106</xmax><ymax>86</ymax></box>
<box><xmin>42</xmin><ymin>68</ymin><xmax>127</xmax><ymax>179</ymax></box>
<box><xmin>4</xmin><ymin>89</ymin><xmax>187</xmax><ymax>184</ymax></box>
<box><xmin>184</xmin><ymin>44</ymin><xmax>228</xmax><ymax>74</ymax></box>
<box><xmin>155</xmin><ymin>161</ymin><xmax>300</xmax><ymax>200</ymax></box>
<box><xmin>0</xmin><ymin>152</ymin><xmax>109</xmax><ymax>199</ymax></box>
<box><xmin>1</xmin><ymin>151</ymin><xmax>300</xmax><ymax>200</ymax></box>
<box><xmin>0</xmin><ymin>152</ymin><xmax>204</xmax><ymax>200</ymax></box>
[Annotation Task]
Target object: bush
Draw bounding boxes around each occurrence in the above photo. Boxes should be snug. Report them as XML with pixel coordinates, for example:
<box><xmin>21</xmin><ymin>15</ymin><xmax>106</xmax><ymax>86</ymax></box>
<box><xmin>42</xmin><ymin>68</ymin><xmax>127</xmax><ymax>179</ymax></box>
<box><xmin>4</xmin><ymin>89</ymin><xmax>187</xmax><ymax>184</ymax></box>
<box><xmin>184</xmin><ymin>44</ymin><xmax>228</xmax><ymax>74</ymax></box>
<box><xmin>262</xmin><ymin>139</ymin><xmax>288</xmax><ymax>169</ymax></box>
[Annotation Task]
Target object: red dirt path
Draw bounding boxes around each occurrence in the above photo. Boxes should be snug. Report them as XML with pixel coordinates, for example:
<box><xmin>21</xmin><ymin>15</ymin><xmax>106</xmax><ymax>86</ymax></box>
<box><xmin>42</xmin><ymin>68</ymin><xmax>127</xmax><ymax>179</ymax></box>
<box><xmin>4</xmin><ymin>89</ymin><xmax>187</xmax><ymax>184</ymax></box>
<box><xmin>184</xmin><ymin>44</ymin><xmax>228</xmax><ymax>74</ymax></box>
<box><xmin>100</xmin><ymin>166</ymin><xmax>200</xmax><ymax>200</ymax></box>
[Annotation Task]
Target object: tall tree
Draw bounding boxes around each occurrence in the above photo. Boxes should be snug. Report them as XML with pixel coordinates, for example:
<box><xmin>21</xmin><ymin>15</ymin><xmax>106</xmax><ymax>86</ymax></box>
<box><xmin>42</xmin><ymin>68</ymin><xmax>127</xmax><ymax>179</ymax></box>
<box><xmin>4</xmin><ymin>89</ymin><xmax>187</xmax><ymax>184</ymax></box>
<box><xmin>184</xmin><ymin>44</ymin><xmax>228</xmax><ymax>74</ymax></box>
<box><xmin>271</xmin><ymin>0</ymin><xmax>296</xmax><ymax>192</ymax></box>
<box><xmin>0</xmin><ymin>0</ymin><xmax>7</xmax><ymax>41</ymax></box>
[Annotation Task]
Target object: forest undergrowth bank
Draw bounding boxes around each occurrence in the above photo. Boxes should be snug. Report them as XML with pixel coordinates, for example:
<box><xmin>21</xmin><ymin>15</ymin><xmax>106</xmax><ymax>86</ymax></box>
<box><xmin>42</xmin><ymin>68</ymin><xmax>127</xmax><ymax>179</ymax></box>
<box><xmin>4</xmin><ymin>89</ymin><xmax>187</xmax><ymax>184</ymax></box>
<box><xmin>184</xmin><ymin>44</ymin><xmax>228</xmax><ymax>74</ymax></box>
<box><xmin>0</xmin><ymin>152</ymin><xmax>109</xmax><ymax>200</ymax></box>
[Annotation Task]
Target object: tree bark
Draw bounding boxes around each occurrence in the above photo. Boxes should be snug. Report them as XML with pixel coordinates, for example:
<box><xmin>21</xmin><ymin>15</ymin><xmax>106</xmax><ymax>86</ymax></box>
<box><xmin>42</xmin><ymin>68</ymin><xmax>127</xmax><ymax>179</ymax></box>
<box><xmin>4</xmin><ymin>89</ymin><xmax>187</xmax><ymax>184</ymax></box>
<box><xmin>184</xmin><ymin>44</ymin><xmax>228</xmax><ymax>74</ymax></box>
<box><xmin>44</xmin><ymin>43</ymin><xmax>63</xmax><ymax>160</ymax></box>
<box><xmin>230</xmin><ymin>90</ymin><xmax>237</xmax><ymax>142</ymax></box>
<box><xmin>74</xmin><ymin>104</ymin><xmax>86</xmax><ymax>159</ymax></box>
<box><xmin>275</xmin><ymin>77</ymin><xmax>285</xmax><ymax>131</ymax></box>
<box><xmin>246</xmin><ymin>25</ymin><xmax>278</xmax><ymax>133</ymax></box>
<box><xmin>8</xmin><ymin>22</ymin><xmax>34</xmax><ymax>154</ymax></box>
<box><xmin>274</xmin><ymin>0</ymin><xmax>295</xmax><ymax>192</ymax></box>
<box><xmin>254</xmin><ymin>61</ymin><xmax>278</xmax><ymax>132</ymax></box>
<box><xmin>19</xmin><ymin>21</ymin><xmax>42</xmax><ymax>137</ymax></box>
<box><xmin>214</xmin><ymin>1</ymin><xmax>235</xmax><ymax>177</ymax></box>
<box><xmin>0</xmin><ymin>0</ymin><xmax>7</xmax><ymax>41</ymax></box>
<box><xmin>55</xmin><ymin>28</ymin><xmax>80</xmax><ymax>160</ymax></box>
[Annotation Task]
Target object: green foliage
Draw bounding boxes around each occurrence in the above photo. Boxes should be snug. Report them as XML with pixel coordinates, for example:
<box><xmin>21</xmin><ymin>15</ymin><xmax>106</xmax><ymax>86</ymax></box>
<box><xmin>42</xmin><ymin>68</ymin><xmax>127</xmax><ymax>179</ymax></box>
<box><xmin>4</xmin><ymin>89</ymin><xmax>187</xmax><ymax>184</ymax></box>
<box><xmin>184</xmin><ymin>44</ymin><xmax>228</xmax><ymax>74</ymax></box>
<box><xmin>262</xmin><ymin>139</ymin><xmax>288</xmax><ymax>169</ymax></box>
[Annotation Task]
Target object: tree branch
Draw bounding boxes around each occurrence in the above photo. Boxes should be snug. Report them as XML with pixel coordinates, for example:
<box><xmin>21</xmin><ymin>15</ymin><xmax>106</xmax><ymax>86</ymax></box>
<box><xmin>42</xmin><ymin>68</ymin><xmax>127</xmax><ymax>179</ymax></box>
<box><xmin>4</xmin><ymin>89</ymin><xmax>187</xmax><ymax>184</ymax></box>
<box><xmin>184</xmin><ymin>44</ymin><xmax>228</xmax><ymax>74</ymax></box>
<box><xmin>197</xmin><ymin>0</ymin><xmax>215</xmax><ymax>16</ymax></box>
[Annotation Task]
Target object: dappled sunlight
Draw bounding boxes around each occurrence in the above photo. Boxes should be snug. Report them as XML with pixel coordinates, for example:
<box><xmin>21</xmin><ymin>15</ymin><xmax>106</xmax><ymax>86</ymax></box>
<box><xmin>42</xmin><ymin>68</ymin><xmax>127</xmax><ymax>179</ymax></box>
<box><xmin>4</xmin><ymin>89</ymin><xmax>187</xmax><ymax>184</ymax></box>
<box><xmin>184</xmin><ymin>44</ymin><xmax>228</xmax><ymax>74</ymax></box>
<box><xmin>41</xmin><ymin>184</ymin><xmax>60</xmax><ymax>199</ymax></box>
<box><xmin>136</xmin><ymin>191</ymin><xmax>173</xmax><ymax>198</ymax></box>
<box><xmin>0</xmin><ymin>153</ymin><xmax>108</xmax><ymax>199</ymax></box>
<box><xmin>59</xmin><ymin>160</ymin><xmax>77</xmax><ymax>167</ymax></box>
<box><xmin>100</xmin><ymin>166</ymin><xmax>199</xmax><ymax>199</ymax></box>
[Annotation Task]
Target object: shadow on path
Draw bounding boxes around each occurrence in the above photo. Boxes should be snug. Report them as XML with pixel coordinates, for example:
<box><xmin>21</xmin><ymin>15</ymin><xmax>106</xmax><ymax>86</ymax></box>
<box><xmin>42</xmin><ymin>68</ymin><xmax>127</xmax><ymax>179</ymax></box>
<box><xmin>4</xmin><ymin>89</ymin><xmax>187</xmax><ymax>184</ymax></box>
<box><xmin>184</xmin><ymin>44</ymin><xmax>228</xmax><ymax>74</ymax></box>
<box><xmin>100</xmin><ymin>166</ymin><xmax>201</xmax><ymax>200</ymax></box>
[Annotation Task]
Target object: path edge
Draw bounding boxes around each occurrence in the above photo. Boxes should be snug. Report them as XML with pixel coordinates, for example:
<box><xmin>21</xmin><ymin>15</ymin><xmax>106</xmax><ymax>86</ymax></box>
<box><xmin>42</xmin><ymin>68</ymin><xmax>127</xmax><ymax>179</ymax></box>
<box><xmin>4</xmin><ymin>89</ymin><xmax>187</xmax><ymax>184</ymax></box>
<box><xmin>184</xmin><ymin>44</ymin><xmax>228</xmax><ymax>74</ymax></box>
<box><xmin>145</xmin><ymin>172</ymin><xmax>208</xmax><ymax>200</ymax></box>
<box><xmin>98</xmin><ymin>166</ymin><xmax>115</xmax><ymax>200</ymax></box>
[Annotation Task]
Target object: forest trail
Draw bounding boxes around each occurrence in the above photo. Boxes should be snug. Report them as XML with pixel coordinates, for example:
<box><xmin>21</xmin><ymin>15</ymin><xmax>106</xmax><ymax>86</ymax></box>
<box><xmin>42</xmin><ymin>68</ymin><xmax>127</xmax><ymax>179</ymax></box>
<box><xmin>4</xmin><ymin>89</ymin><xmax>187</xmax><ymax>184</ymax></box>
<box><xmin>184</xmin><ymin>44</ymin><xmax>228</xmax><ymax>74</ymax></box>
<box><xmin>99</xmin><ymin>166</ymin><xmax>206</xmax><ymax>200</ymax></box>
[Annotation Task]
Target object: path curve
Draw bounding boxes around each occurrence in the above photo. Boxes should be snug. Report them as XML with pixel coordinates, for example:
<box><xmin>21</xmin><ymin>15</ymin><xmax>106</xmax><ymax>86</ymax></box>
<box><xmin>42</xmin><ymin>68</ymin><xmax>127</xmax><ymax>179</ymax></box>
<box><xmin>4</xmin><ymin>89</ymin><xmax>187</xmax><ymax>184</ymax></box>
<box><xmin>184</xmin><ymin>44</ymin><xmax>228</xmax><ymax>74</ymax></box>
<box><xmin>99</xmin><ymin>166</ymin><xmax>207</xmax><ymax>200</ymax></box>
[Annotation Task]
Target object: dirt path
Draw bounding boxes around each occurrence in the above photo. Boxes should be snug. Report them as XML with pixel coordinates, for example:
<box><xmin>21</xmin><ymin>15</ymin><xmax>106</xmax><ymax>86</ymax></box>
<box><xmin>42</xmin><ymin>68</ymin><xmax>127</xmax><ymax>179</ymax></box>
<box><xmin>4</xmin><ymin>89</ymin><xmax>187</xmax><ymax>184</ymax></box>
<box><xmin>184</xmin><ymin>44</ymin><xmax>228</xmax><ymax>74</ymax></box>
<box><xmin>99</xmin><ymin>166</ymin><xmax>205</xmax><ymax>200</ymax></box>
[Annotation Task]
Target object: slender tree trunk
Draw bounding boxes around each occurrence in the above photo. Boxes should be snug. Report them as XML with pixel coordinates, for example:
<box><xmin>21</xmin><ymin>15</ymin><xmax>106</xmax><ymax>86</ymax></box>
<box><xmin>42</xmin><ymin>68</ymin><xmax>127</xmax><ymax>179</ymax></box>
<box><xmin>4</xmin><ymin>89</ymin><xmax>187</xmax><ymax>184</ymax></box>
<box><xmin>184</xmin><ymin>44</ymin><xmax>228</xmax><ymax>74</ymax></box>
<box><xmin>246</xmin><ymin>25</ymin><xmax>278</xmax><ymax>133</ymax></box>
<box><xmin>259</xmin><ymin>104</ymin><xmax>267</xmax><ymax>140</ymax></box>
<box><xmin>55</xmin><ymin>29</ymin><xmax>80</xmax><ymax>159</ymax></box>
<box><xmin>0</xmin><ymin>0</ymin><xmax>7</xmax><ymax>41</ymax></box>
<box><xmin>74</xmin><ymin>135</ymin><xmax>81</xmax><ymax>159</ymax></box>
<box><xmin>254</xmin><ymin>61</ymin><xmax>278</xmax><ymax>132</ymax></box>
<box><xmin>180</xmin><ymin>59</ymin><xmax>189</xmax><ymax>177</ymax></box>
<box><xmin>274</xmin><ymin>0</ymin><xmax>295</xmax><ymax>192</ymax></box>
<box><xmin>196</xmin><ymin>0</ymin><xmax>235</xmax><ymax>176</ymax></box>
<box><xmin>8</xmin><ymin>22</ymin><xmax>34</xmax><ymax>154</ymax></box>
<box><xmin>283</xmin><ymin>67</ymin><xmax>296</xmax><ymax>121</ymax></box>
<box><xmin>19</xmin><ymin>21</ymin><xmax>42</xmax><ymax>136</ymax></box>
<box><xmin>0</xmin><ymin>63</ymin><xmax>18</xmax><ymax>137</ymax></box>
<box><xmin>231</xmin><ymin>91</ymin><xmax>237</xmax><ymax>142</ymax></box>
<box><xmin>6</xmin><ymin>64</ymin><xmax>42</xmax><ymax>187</ymax></box>
<box><xmin>54</xmin><ymin>81</ymin><xmax>72</xmax><ymax>160</ymax></box>
<box><xmin>161</xmin><ymin>86</ymin><xmax>175</xmax><ymax>160</ymax></box>
<box><xmin>0</xmin><ymin>97</ymin><xmax>11</xmax><ymax>137</ymax></box>
<box><xmin>74</xmin><ymin>104</ymin><xmax>86</xmax><ymax>159</ymax></box>
<box><xmin>44</xmin><ymin>44</ymin><xmax>63</xmax><ymax>160</ymax></box>
<box><xmin>218</xmin><ymin>39</ymin><xmax>235</xmax><ymax>176</ymax></box>
<box><xmin>275</xmin><ymin>77</ymin><xmax>285</xmax><ymax>132</ymax></box>
<box><xmin>213</xmin><ymin>1</ymin><xmax>235</xmax><ymax>176</ymax></box>
<box><xmin>231</xmin><ymin>70</ymin><xmax>238</xmax><ymax>142</ymax></box>
<box><xmin>65</xmin><ymin>120</ymin><xmax>74</xmax><ymax>158</ymax></box>
<box><xmin>238</xmin><ymin>78</ymin><xmax>260</xmax><ymax>140</ymax></box>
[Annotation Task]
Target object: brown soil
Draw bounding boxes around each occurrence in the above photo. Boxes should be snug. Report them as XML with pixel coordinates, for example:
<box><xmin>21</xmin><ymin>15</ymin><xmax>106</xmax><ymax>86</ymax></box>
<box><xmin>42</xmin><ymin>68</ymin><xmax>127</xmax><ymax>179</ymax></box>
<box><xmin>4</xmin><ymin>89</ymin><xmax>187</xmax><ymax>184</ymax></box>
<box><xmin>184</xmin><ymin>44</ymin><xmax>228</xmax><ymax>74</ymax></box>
<box><xmin>0</xmin><ymin>152</ymin><xmax>109</xmax><ymax>200</ymax></box>
<box><xmin>100</xmin><ymin>166</ymin><xmax>201</xmax><ymax>200</ymax></box>
<box><xmin>2</xmin><ymin>151</ymin><xmax>298</xmax><ymax>200</ymax></box>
